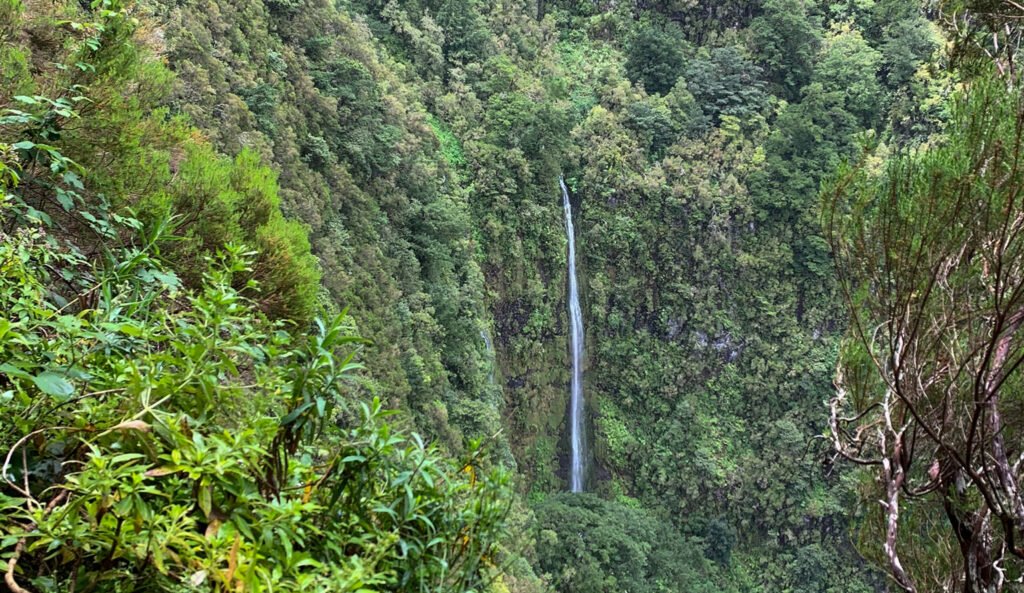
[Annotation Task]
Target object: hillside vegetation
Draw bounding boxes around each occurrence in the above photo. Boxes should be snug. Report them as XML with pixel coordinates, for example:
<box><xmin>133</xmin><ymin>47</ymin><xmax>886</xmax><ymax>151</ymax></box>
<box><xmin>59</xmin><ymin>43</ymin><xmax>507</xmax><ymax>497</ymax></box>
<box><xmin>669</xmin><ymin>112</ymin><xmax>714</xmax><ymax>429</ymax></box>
<box><xmin>2</xmin><ymin>0</ymin><xmax>1022</xmax><ymax>591</ymax></box>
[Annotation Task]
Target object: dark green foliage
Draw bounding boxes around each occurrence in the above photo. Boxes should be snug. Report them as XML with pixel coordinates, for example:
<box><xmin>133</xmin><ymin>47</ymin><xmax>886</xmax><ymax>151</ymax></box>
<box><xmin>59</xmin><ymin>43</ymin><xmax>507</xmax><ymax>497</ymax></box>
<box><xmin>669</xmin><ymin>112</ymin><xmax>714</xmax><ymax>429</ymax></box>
<box><xmin>639</xmin><ymin>0</ymin><xmax>762</xmax><ymax>44</ymax></box>
<box><xmin>149</xmin><ymin>0</ymin><xmax>512</xmax><ymax>460</ymax></box>
<box><xmin>867</xmin><ymin>0</ymin><xmax>924</xmax><ymax>37</ymax></box>
<box><xmin>437</xmin><ymin>0</ymin><xmax>492</xmax><ymax>70</ymax></box>
<box><xmin>684</xmin><ymin>46</ymin><xmax>768</xmax><ymax>128</ymax></box>
<box><xmin>880</xmin><ymin>16</ymin><xmax>938</xmax><ymax>88</ymax></box>
<box><xmin>534</xmin><ymin>494</ymin><xmax>715</xmax><ymax>593</ymax></box>
<box><xmin>625</xmin><ymin>21</ymin><xmax>688</xmax><ymax>95</ymax></box>
<box><xmin>749</xmin><ymin>0</ymin><xmax>822</xmax><ymax>101</ymax></box>
<box><xmin>571</xmin><ymin>116</ymin><xmax>872</xmax><ymax>589</ymax></box>
<box><xmin>703</xmin><ymin>518</ymin><xmax>737</xmax><ymax>565</ymax></box>
<box><xmin>624</xmin><ymin>97</ymin><xmax>678</xmax><ymax>158</ymax></box>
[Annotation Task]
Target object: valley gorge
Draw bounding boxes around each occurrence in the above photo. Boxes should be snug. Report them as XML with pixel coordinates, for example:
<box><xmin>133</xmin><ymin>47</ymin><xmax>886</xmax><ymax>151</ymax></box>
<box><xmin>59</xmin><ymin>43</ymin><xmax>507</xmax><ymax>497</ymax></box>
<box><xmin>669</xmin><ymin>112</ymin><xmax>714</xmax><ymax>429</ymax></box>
<box><xmin>3</xmin><ymin>1</ymin><xmax>1024</xmax><ymax>592</ymax></box>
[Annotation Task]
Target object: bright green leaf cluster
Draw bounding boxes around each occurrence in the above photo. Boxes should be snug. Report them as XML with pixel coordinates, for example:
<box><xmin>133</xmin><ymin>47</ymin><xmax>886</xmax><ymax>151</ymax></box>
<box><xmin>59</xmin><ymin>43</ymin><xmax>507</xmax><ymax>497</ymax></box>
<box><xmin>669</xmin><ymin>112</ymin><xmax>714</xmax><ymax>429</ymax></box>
<box><xmin>0</xmin><ymin>206</ymin><xmax>511</xmax><ymax>593</ymax></box>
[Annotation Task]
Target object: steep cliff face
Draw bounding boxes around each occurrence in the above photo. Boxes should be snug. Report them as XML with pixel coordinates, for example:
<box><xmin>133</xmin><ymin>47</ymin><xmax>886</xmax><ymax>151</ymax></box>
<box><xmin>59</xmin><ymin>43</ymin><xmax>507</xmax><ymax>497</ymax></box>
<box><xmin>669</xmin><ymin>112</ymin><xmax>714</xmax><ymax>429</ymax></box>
<box><xmin>148</xmin><ymin>0</ymin><xmax>515</xmax><ymax>461</ymax></box>
<box><xmin>147</xmin><ymin>0</ymin><xmax>579</xmax><ymax>487</ymax></box>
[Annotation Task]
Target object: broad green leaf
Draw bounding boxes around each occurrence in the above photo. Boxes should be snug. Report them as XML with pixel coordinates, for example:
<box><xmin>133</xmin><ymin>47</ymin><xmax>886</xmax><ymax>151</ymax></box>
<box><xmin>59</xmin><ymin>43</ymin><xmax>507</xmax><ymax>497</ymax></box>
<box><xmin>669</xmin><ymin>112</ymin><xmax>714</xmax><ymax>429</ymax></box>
<box><xmin>55</xmin><ymin>188</ymin><xmax>75</xmax><ymax>211</ymax></box>
<box><xmin>110</xmin><ymin>453</ymin><xmax>145</xmax><ymax>464</ymax></box>
<box><xmin>118</xmin><ymin>323</ymin><xmax>143</xmax><ymax>337</ymax></box>
<box><xmin>198</xmin><ymin>484</ymin><xmax>212</xmax><ymax>518</ymax></box>
<box><xmin>0</xmin><ymin>364</ymin><xmax>31</xmax><ymax>380</ymax></box>
<box><xmin>62</xmin><ymin>171</ymin><xmax>84</xmax><ymax>189</ymax></box>
<box><xmin>281</xmin><ymin>401</ymin><xmax>314</xmax><ymax>426</ymax></box>
<box><xmin>31</xmin><ymin>372</ymin><xmax>74</xmax><ymax>399</ymax></box>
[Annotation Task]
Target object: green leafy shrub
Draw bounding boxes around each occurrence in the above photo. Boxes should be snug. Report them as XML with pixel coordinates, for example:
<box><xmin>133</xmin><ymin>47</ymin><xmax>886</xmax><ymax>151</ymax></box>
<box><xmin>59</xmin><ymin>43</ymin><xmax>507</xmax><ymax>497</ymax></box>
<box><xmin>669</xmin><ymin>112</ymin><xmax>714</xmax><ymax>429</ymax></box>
<box><xmin>0</xmin><ymin>0</ymin><xmax>320</xmax><ymax>324</ymax></box>
<box><xmin>0</xmin><ymin>204</ymin><xmax>511</xmax><ymax>593</ymax></box>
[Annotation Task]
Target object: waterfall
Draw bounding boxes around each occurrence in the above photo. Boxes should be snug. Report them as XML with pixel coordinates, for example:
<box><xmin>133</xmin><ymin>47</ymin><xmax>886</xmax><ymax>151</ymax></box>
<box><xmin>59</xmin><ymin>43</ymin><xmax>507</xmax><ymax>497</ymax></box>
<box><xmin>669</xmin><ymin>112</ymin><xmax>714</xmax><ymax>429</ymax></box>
<box><xmin>480</xmin><ymin>329</ymin><xmax>495</xmax><ymax>384</ymax></box>
<box><xmin>561</xmin><ymin>176</ymin><xmax>585</xmax><ymax>493</ymax></box>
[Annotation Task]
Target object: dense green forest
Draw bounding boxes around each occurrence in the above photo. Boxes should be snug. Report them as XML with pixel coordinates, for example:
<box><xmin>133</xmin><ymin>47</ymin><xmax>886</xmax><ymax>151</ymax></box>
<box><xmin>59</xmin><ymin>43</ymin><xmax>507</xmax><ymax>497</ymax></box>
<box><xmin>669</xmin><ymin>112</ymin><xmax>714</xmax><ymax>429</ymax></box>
<box><xmin>2</xmin><ymin>0</ymin><xmax>1023</xmax><ymax>591</ymax></box>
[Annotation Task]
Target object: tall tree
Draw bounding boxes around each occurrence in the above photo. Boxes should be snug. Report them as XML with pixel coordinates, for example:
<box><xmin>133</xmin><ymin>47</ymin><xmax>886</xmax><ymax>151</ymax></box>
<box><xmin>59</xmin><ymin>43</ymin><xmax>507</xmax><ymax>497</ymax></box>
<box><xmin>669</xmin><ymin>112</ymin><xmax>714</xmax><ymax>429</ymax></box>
<box><xmin>749</xmin><ymin>0</ymin><xmax>822</xmax><ymax>101</ymax></box>
<box><xmin>825</xmin><ymin>74</ymin><xmax>1024</xmax><ymax>593</ymax></box>
<box><xmin>684</xmin><ymin>46</ymin><xmax>768</xmax><ymax>128</ymax></box>
<box><xmin>436</xmin><ymin>0</ymin><xmax>491</xmax><ymax>72</ymax></box>
<box><xmin>625</xmin><ymin>20</ymin><xmax>688</xmax><ymax>95</ymax></box>
<box><xmin>813</xmin><ymin>23</ymin><xmax>884</xmax><ymax>130</ymax></box>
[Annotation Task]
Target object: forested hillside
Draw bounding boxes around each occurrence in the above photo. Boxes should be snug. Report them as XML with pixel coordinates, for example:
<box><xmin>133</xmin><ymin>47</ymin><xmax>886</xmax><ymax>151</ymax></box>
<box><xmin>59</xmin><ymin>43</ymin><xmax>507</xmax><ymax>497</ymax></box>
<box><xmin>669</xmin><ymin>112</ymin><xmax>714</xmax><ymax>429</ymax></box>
<box><xmin>2</xmin><ymin>0</ymin><xmax>1023</xmax><ymax>591</ymax></box>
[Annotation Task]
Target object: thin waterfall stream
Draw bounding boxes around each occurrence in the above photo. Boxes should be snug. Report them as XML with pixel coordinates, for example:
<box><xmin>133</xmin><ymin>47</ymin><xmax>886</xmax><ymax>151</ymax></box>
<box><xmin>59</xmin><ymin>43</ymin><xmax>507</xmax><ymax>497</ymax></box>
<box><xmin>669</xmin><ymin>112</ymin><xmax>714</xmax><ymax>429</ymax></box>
<box><xmin>561</xmin><ymin>176</ymin><xmax>586</xmax><ymax>493</ymax></box>
<box><xmin>480</xmin><ymin>329</ymin><xmax>495</xmax><ymax>385</ymax></box>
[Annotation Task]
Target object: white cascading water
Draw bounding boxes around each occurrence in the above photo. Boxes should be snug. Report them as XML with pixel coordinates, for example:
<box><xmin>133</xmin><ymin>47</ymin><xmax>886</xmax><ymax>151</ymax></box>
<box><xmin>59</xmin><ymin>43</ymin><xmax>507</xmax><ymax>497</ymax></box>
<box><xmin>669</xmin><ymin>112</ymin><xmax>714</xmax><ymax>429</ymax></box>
<box><xmin>561</xmin><ymin>176</ymin><xmax>585</xmax><ymax>493</ymax></box>
<box><xmin>480</xmin><ymin>329</ymin><xmax>495</xmax><ymax>385</ymax></box>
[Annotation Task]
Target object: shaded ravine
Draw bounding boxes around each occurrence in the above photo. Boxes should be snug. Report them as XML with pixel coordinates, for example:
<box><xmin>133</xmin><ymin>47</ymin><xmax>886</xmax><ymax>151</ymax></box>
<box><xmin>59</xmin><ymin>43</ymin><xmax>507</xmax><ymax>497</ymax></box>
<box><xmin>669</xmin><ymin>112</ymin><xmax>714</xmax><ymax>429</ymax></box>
<box><xmin>561</xmin><ymin>176</ymin><xmax>585</xmax><ymax>493</ymax></box>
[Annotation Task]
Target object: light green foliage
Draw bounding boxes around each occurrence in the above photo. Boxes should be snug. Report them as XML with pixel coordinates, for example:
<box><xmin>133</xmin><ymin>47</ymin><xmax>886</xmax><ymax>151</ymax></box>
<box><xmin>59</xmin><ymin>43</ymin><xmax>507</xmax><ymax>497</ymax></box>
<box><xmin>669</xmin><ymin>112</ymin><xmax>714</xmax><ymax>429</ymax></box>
<box><xmin>814</xmin><ymin>24</ymin><xmax>883</xmax><ymax>129</ymax></box>
<box><xmin>427</xmin><ymin>115</ymin><xmax>466</xmax><ymax>167</ymax></box>
<box><xmin>154</xmin><ymin>143</ymin><xmax>320</xmax><ymax>320</ymax></box>
<box><xmin>0</xmin><ymin>1</ymin><xmax>28</xmax><ymax>94</ymax></box>
<box><xmin>0</xmin><ymin>0</ymin><xmax>320</xmax><ymax>324</ymax></box>
<box><xmin>823</xmin><ymin>0</ymin><xmax>877</xmax><ymax>25</ymax></box>
<box><xmin>0</xmin><ymin>208</ymin><xmax>510</xmax><ymax>592</ymax></box>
